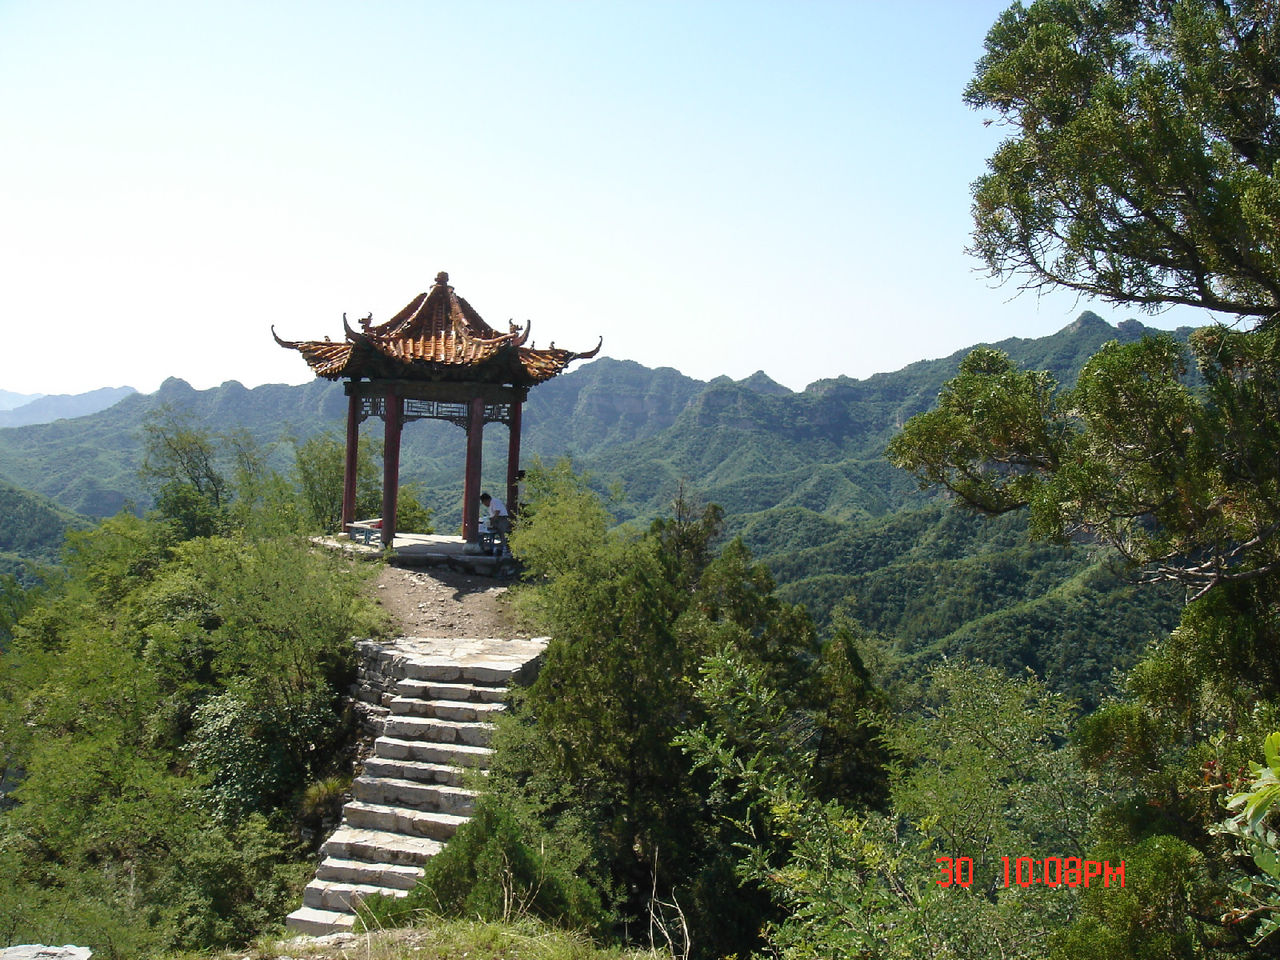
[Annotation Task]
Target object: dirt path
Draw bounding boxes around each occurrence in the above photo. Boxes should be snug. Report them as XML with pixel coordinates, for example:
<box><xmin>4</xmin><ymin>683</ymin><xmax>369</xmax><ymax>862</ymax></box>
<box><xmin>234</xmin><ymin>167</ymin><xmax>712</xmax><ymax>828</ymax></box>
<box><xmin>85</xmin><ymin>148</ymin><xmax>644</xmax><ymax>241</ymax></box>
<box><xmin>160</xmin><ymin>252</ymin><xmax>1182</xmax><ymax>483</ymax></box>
<box><xmin>370</xmin><ymin>563</ymin><xmax>534</xmax><ymax>638</ymax></box>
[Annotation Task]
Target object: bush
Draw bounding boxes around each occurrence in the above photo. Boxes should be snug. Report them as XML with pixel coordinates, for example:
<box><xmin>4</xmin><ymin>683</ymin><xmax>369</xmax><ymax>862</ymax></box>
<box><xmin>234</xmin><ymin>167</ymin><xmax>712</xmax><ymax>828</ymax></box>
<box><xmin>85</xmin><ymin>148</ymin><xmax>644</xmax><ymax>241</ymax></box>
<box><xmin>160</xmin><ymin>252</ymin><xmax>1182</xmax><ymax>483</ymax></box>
<box><xmin>187</xmin><ymin>686</ymin><xmax>345</xmax><ymax>821</ymax></box>
<box><xmin>360</xmin><ymin>800</ymin><xmax>605</xmax><ymax>933</ymax></box>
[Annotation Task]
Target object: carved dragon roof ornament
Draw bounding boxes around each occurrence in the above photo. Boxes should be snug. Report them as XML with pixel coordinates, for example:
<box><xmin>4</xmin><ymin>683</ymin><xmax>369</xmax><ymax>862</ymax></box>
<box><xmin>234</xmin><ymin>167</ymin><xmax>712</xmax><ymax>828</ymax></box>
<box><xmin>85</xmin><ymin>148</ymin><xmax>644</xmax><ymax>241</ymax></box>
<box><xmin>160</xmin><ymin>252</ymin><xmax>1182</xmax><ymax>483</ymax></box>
<box><xmin>273</xmin><ymin>271</ymin><xmax>600</xmax><ymax>386</ymax></box>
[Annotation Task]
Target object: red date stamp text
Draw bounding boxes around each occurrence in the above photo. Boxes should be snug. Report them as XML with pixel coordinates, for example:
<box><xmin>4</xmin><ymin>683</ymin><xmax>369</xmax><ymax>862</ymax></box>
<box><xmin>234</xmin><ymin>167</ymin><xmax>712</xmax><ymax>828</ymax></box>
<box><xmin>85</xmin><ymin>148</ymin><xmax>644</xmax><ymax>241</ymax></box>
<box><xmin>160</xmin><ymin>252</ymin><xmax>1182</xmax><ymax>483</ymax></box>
<box><xmin>936</xmin><ymin>855</ymin><xmax>1125</xmax><ymax>889</ymax></box>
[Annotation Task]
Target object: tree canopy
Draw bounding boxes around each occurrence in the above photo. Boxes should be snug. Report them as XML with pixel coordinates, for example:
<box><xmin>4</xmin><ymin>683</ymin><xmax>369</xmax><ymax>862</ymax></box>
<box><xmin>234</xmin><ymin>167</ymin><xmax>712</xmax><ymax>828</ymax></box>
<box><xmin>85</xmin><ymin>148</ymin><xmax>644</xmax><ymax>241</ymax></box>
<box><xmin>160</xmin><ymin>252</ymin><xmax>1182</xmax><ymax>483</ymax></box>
<box><xmin>969</xmin><ymin>0</ymin><xmax>1280</xmax><ymax>324</ymax></box>
<box><xmin>881</xmin><ymin>1</ymin><xmax>1280</xmax><ymax>950</ymax></box>
<box><xmin>887</xmin><ymin>327</ymin><xmax>1280</xmax><ymax>596</ymax></box>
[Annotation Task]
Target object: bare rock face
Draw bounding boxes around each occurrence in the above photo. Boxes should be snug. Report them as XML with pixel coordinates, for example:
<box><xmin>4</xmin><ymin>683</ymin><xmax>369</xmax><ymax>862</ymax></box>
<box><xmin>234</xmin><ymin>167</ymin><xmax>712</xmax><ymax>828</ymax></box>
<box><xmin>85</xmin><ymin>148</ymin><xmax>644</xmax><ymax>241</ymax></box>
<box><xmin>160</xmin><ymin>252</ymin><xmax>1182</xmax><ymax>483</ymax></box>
<box><xmin>0</xmin><ymin>948</ymin><xmax>93</xmax><ymax>960</ymax></box>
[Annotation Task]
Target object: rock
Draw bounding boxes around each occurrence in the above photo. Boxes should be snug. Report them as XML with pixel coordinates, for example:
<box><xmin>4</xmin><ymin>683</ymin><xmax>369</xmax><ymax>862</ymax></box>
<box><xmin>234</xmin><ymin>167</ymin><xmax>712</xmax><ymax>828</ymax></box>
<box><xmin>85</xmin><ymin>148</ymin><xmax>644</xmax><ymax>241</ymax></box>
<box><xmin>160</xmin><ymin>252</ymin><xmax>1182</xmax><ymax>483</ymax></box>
<box><xmin>0</xmin><ymin>948</ymin><xmax>93</xmax><ymax>960</ymax></box>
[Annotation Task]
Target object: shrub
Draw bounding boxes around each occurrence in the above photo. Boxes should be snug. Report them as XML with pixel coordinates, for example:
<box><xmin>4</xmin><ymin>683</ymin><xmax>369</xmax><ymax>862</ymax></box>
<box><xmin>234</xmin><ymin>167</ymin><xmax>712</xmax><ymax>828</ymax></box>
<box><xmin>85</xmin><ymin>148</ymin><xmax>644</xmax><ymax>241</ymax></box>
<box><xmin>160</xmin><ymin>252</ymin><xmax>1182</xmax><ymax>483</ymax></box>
<box><xmin>359</xmin><ymin>800</ymin><xmax>605</xmax><ymax>933</ymax></box>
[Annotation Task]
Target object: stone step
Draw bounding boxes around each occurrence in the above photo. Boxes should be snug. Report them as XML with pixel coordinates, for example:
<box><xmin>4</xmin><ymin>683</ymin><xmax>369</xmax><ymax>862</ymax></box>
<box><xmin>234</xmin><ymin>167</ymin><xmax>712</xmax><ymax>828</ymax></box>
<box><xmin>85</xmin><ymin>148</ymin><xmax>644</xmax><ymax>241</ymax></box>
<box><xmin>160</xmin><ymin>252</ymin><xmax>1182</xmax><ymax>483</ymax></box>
<box><xmin>397</xmin><ymin>658</ymin><xmax>524</xmax><ymax>685</ymax></box>
<box><xmin>322</xmin><ymin>825</ymin><xmax>444</xmax><ymax>866</ymax></box>
<box><xmin>374</xmin><ymin>736</ymin><xmax>493</xmax><ymax>767</ymax></box>
<box><xmin>382</xmin><ymin>715</ymin><xmax>492</xmax><ymax>746</ymax></box>
<box><xmin>302</xmin><ymin>878</ymin><xmax>408</xmax><ymax>912</ymax></box>
<box><xmin>388</xmin><ymin>696</ymin><xmax>505</xmax><ymax>722</ymax></box>
<box><xmin>395</xmin><ymin>678</ymin><xmax>508</xmax><ymax>703</ymax></box>
<box><xmin>361</xmin><ymin>756</ymin><xmax>471</xmax><ymax>787</ymax></box>
<box><xmin>291</xmin><ymin>637</ymin><xmax>547</xmax><ymax>932</ymax></box>
<box><xmin>343</xmin><ymin>799</ymin><xmax>467</xmax><ymax>841</ymax></box>
<box><xmin>353</xmin><ymin>775</ymin><xmax>476</xmax><ymax>815</ymax></box>
<box><xmin>286</xmin><ymin>905</ymin><xmax>355</xmax><ymax>935</ymax></box>
<box><xmin>316</xmin><ymin>856</ymin><xmax>424</xmax><ymax>890</ymax></box>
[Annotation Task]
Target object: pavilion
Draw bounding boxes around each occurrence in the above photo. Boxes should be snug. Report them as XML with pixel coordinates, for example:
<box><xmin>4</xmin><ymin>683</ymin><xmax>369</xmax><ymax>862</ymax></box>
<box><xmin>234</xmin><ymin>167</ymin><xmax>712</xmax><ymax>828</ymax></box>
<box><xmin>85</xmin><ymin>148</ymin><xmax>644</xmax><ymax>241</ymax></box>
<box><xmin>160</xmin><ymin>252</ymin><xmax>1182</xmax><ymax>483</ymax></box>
<box><xmin>274</xmin><ymin>271</ymin><xmax>600</xmax><ymax>547</ymax></box>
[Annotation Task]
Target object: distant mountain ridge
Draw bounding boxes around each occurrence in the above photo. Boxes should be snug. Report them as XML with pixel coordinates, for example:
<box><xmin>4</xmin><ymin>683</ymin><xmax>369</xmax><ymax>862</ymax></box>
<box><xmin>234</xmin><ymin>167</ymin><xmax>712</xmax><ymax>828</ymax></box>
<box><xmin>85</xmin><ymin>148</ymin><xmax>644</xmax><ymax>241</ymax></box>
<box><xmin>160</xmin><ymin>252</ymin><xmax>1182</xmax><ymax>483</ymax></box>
<box><xmin>0</xmin><ymin>389</ymin><xmax>45</xmax><ymax>411</ymax></box>
<box><xmin>0</xmin><ymin>313</ymin><xmax>1189</xmax><ymax>521</ymax></box>
<box><xmin>0</xmin><ymin>313</ymin><xmax>1192</xmax><ymax>702</ymax></box>
<box><xmin>0</xmin><ymin>386</ymin><xmax>136</xmax><ymax>428</ymax></box>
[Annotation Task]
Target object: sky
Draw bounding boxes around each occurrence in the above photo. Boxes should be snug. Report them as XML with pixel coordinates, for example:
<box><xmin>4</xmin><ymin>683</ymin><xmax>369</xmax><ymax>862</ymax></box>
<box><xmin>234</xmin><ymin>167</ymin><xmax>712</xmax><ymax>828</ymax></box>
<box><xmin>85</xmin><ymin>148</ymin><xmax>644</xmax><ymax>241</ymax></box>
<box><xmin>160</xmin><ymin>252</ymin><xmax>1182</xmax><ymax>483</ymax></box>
<box><xmin>0</xmin><ymin>1</ymin><xmax>1208</xmax><ymax>397</ymax></box>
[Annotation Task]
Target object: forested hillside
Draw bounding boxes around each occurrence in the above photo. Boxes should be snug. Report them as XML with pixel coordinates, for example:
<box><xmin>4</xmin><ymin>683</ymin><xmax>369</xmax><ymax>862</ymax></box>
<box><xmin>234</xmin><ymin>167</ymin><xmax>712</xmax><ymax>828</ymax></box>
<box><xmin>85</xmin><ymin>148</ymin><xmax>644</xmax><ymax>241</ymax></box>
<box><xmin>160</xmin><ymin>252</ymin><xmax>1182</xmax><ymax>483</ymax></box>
<box><xmin>0</xmin><ymin>479</ymin><xmax>89</xmax><ymax>583</ymax></box>
<box><xmin>0</xmin><ymin>311</ymin><xmax>1184</xmax><ymax>524</ymax></box>
<box><xmin>0</xmin><ymin>312</ymin><xmax>1187</xmax><ymax>701</ymax></box>
<box><xmin>7</xmin><ymin>0</ymin><xmax>1280</xmax><ymax>954</ymax></box>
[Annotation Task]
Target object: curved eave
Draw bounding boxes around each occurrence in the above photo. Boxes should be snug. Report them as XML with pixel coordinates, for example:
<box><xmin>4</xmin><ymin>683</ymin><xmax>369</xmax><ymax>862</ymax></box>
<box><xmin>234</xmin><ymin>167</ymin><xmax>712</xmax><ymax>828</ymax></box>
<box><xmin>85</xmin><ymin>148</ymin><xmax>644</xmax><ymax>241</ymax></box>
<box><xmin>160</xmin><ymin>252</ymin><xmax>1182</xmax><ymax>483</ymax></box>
<box><xmin>517</xmin><ymin>337</ymin><xmax>604</xmax><ymax>384</ymax></box>
<box><xmin>273</xmin><ymin>327</ymin><xmax>356</xmax><ymax>379</ymax></box>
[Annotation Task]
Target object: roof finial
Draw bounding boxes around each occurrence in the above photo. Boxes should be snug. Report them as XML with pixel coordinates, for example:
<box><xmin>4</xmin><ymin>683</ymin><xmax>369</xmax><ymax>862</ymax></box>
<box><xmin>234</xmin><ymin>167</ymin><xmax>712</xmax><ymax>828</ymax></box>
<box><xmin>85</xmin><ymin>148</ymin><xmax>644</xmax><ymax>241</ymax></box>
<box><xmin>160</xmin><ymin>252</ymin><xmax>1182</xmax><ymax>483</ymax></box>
<box><xmin>435</xmin><ymin>271</ymin><xmax>450</xmax><ymax>286</ymax></box>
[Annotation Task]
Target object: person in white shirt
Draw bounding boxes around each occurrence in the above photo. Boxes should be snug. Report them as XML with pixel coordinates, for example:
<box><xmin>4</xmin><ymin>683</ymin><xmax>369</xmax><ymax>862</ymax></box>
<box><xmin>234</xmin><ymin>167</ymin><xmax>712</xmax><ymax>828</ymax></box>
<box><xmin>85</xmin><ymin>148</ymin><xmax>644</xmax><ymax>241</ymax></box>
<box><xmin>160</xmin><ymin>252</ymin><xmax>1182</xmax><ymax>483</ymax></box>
<box><xmin>479</xmin><ymin>492</ymin><xmax>510</xmax><ymax>535</ymax></box>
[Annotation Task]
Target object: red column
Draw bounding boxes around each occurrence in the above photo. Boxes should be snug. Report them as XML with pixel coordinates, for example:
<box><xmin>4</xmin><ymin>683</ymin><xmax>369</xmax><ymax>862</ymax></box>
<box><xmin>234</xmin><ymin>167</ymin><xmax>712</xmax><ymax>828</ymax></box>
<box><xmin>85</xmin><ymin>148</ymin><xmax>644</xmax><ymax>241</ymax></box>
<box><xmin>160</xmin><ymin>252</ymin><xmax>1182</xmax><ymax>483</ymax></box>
<box><xmin>341</xmin><ymin>393</ymin><xmax>360</xmax><ymax>532</ymax></box>
<box><xmin>381</xmin><ymin>391</ymin><xmax>402</xmax><ymax>548</ymax></box>
<box><xmin>506</xmin><ymin>400</ymin><xmax>523</xmax><ymax>519</ymax></box>
<box><xmin>462</xmin><ymin>396</ymin><xmax>485</xmax><ymax>541</ymax></box>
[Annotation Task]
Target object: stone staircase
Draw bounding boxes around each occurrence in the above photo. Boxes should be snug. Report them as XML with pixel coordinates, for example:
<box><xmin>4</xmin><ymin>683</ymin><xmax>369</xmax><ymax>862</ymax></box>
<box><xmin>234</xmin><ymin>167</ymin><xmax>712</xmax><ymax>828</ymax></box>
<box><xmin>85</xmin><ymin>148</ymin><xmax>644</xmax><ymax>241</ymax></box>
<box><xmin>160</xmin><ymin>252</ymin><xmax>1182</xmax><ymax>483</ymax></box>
<box><xmin>286</xmin><ymin>636</ymin><xmax>546</xmax><ymax>935</ymax></box>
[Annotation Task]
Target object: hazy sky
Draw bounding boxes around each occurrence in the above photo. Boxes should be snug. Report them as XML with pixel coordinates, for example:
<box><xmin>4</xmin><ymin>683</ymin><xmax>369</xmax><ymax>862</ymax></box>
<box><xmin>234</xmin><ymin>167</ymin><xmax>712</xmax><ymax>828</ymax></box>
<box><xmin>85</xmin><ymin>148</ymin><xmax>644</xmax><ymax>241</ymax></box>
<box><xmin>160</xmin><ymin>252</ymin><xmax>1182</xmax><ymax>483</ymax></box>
<box><xmin>0</xmin><ymin>1</ymin><xmax>1206</xmax><ymax>396</ymax></box>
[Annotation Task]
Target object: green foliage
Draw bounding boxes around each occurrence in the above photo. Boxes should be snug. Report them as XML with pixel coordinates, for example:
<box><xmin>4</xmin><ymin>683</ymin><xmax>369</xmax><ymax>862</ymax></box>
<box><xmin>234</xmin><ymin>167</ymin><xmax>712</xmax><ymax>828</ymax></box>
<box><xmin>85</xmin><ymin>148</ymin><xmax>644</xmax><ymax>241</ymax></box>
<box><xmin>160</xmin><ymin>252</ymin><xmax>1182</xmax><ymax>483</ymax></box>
<box><xmin>0</xmin><ymin>479</ymin><xmax>88</xmax><ymax>570</ymax></box>
<box><xmin>681</xmin><ymin>653</ymin><xmax>1086</xmax><ymax>960</ymax></box>
<box><xmin>187</xmin><ymin>686</ymin><xmax>344</xmax><ymax>820</ymax></box>
<box><xmin>61</xmin><ymin>511</ymin><xmax>178</xmax><ymax>608</ymax></box>
<box><xmin>395</xmin><ymin>483</ymin><xmax>435</xmax><ymax>534</ymax></box>
<box><xmin>1049</xmin><ymin>836</ymin><xmax>1216</xmax><ymax>960</ymax></box>
<box><xmin>890</xmin><ymin>327</ymin><xmax>1280</xmax><ymax>597</ymax></box>
<box><xmin>884</xmin><ymin>662</ymin><xmax>1093</xmax><ymax>885</ymax></box>
<box><xmin>486</xmin><ymin>463</ymin><xmax>864</xmax><ymax>957</ymax></box>
<box><xmin>141</xmin><ymin>404</ymin><xmax>229</xmax><ymax>511</ymax></box>
<box><xmin>0</xmin><ymin>513</ymin><xmax>382</xmax><ymax>952</ymax></box>
<box><xmin>810</xmin><ymin>623</ymin><xmax>890</xmax><ymax>809</ymax></box>
<box><xmin>293</xmin><ymin>430</ymin><xmax>381</xmax><ymax>532</ymax></box>
<box><xmin>289</xmin><ymin>427</ymin><xmax>436</xmax><ymax>534</ymax></box>
<box><xmin>885</xmin><ymin>347</ymin><xmax>1063</xmax><ymax>514</ymax></box>
<box><xmin>361</xmin><ymin>802</ymin><xmax>604</xmax><ymax>933</ymax></box>
<box><xmin>509</xmin><ymin>457</ymin><xmax>613</xmax><ymax>582</ymax></box>
<box><xmin>152</xmin><ymin>813</ymin><xmax>311</xmax><ymax>951</ymax></box>
<box><xmin>1216</xmin><ymin>731</ymin><xmax>1280</xmax><ymax>945</ymax></box>
<box><xmin>153</xmin><ymin>479</ymin><xmax>225</xmax><ymax>539</ymax></box>
<box><xmin>0</xmin><ymin>573</ymin><xmax>42</xmax><ymax>653</ymax></box>
<box><xmin>968</xmin><ymin>0</ymin><xmax>1280</xmax><ymax>323</ymax></box>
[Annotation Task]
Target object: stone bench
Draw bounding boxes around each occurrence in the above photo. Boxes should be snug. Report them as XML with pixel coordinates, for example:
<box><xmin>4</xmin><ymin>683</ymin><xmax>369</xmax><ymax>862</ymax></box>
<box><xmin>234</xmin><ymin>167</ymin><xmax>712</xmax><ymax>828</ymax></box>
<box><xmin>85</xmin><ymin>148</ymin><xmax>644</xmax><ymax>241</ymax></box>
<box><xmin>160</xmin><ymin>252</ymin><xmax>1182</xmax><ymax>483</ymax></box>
<box><xmin>346</xmin><ymin>519</ymin><xmax>382</xmax><ymax>545</ymax></box>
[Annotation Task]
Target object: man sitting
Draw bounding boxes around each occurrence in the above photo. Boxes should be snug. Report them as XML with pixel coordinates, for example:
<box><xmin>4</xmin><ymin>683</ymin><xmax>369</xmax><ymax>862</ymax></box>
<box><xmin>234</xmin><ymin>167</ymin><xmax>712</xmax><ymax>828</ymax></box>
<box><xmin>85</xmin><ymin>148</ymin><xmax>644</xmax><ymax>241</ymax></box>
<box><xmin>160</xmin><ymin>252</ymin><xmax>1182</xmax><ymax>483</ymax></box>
<box><xmin>479</xmin><ymin>492</ymin><xmax>511</xmax><ymax>555</ymax></box>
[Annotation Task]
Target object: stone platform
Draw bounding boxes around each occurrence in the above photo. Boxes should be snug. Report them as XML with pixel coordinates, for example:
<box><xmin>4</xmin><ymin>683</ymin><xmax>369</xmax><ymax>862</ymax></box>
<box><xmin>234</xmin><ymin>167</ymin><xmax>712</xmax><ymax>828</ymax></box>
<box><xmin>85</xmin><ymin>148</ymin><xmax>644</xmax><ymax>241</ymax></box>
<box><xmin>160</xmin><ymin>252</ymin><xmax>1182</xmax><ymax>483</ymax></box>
<box><xmin>313</xmin><ymin>533</ymin><xmax>518</xmax><ymax>576</ymax></box>
<box><xmin>286</xmin><ymin>635</ymin><xmax>547</xmax><ymax>936</ymax></box>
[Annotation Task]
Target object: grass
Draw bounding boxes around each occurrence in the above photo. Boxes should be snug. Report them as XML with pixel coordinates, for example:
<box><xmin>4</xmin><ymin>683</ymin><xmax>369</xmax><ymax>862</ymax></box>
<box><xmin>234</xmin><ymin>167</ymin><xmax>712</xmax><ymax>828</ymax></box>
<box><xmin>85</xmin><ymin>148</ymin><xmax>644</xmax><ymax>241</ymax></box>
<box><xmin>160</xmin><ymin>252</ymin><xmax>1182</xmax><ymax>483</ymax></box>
<box><xmin>211</xmin><ymin>917</ymin><xmax>671</xmax><ymax>960</ymax></box>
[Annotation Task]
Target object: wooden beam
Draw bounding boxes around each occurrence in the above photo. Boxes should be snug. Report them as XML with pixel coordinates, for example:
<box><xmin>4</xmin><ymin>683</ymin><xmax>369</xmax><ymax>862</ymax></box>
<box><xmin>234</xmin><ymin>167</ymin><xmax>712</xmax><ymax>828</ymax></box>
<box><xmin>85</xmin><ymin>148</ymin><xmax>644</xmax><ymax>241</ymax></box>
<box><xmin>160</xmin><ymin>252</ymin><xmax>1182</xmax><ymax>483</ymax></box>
<box><xmin>345</xmin><ymin>378</ymin><xmax>524</xmax><ymax>405</ymax></box>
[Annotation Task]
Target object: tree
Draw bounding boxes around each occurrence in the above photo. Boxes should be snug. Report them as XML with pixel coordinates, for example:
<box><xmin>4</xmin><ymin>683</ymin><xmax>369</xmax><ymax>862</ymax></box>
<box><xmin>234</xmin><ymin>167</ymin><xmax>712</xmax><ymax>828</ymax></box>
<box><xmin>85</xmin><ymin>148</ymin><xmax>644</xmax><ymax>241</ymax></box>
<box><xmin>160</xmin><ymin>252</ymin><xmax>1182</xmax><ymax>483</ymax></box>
<box><xmin>141</xmin><ymin>406</ymin><xmax>228</xmax><ymax>521</ymax></box>
<box><xmin>0</xmin><ymin>514</ymin><xmax>384</xmax><ymax>953</ymax></box>
<box><xmin>680</xmin><ymin>655</ymin><xmax>1095</xmax><ymax>960</ymax></box>
<box><xmin>472</xmin><ymin>464</ymin><xmax>868</xmax><ymax>957</ymax></box>
<box><xmin>1216</xmin><ymin>731</ymin><xmax>1280</xmax><ymax>945</ymax></box>
<box><xmin>884</xmin><ymin>4</ymin><xmax>1280</xmax><ymax>949</ymax></box>
<box><xmin>292</xmin><ymin>432</ymin><xmax>380</xmax><ymax>533</ymax></box>
<box><xmin>292</xmin><ymin>431</ymin><xmax>432</xmax><ymax>534</ymax></box>
<box><xmin>887</xmin><ymin>328</ymin><xmax>1280</xmax><ymax>597</ymax></box>
<box><xmin>968</xmin><ymin>0</ymin><xmax>1280</xmax><ymax>325</ymax></box>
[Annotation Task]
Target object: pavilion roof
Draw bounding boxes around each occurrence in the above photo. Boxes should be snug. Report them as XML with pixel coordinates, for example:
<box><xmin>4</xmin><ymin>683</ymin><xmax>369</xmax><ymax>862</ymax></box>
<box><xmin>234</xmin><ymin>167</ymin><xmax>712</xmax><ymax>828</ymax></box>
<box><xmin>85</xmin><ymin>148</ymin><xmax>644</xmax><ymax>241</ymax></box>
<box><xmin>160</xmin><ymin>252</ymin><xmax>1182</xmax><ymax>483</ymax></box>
<box><xmin>273</xmin><ymin>271</ymin><xmax>600</xmax><ymax>387</ymax></box>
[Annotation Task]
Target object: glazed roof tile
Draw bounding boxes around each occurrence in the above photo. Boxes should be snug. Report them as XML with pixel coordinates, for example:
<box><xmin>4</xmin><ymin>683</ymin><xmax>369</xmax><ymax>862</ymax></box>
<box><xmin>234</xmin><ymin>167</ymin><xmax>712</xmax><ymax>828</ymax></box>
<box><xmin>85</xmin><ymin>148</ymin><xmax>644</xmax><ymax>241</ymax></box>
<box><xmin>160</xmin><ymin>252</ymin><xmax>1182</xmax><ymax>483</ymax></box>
<box><xmin>273</xmin><ymin>272</ymin><xmax>600</xmax><ymax>387</ymax></box>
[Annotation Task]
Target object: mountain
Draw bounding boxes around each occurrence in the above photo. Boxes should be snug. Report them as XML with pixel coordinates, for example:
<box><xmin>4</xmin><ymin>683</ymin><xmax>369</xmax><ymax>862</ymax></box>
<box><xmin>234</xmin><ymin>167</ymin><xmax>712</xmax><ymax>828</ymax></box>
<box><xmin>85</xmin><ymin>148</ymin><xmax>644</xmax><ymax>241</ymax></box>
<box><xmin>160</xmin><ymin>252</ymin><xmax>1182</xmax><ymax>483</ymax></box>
<box><xmin>0</xmin><ymin>314</ymin><xmax>1191</xmax><ymax>701</ymax></box>
<box><xmin>0</xmin><ymin>478</ymin><xmax>91</xmax><ymax>582</ymax></box>
<box><xmin>0</xmin><ymin>390</ymin><xmax>45</xmax><ymax>411</ymax></box>
<box><xmin>0</xmin><ymin>314</ymin><xmax>1188</xmax><ymax>522</ymax></box>
<box><xmin>0</xmin><ymin>386</ymin><xmax>136</xmax><ymax>428</ymax></box>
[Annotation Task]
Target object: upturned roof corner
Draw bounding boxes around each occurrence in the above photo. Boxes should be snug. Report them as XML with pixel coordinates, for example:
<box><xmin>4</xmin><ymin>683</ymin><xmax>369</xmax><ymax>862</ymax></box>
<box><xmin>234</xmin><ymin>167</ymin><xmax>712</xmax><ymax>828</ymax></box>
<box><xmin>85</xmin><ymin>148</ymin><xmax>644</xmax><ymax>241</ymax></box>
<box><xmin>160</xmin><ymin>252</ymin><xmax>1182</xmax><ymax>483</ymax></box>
<box><xmin>273</xmin><ymin>271</ymin><xmax>601</xmax><ymax>386</ymax></box>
